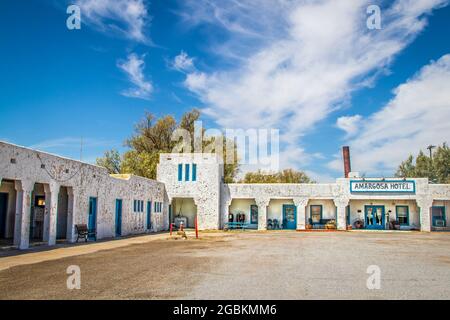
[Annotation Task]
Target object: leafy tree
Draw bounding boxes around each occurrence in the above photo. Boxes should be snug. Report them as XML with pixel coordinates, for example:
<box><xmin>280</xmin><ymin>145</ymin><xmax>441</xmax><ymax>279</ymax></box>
<box><xmin>95</xmin><ymin>149</ymin><xmax>122</xmax><ymax>174</ymax></box>
<box><xmin>395</xmin><ymin>143</ymin><xmax>449</xmax><ymax>183</ymax></box>
<box><xmin>96</xmin><ymin>109</ymin><xmax>240</xmax><ymax>181</ymax></box>
<box><xmin>240</xmin><ymin>168</ymin><xmax>314</xmax><ymax>183</ymax></box>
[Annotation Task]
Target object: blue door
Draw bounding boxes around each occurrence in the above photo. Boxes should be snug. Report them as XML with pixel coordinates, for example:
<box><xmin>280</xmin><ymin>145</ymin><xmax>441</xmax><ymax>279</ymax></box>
<box><xmin>147</xmin><ymin>201</ymin><xmax>152</xmax><ymax>230</ymax></box>
<box><xmin>283</xmin><ymin>204</ymin><xmax>297</xmax><ymax>230</ymax></box>
<box><xmin>115</xmin><ymin>199</ymin><xmax>122</xmax><ymax>237</ymax></box>
<box><xmin>88</xmin><ymin>197</ymin><xmax>97</xmax><ymax>239</ymax></box>
<box><xmin>365</xmin><ymin>205</ymin><xmax>385</xmax><ymax>230</ymax></box>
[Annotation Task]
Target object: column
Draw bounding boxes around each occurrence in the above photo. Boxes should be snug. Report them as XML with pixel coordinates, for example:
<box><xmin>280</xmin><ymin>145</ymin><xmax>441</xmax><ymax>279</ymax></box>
<box><xmin>334</xmin><ymin>198</ymin><xmax>349</xmax><ymax>231</ymax></box>
<box><xmin>47</xmin><ymin>181</ymin><xmax>60</xmax><ymax>246</ymax></box>
<box><xmin>293</xmin><ymin>197</ymin><xmax>309</xmax><ymax>230</ymax></box>
<box><xmin>255</xmin><ymin>198</ymin><xmax>270</xmax><ymax>231</ymax></box>
<box><xmin>15</xmin><ymin>180</ymin><xmax>34</xmax><ymax>250</ymax></box>
<box><xmin>416</xmin><ymin>198</ymin><xmax>433</xmax><ymax>232</ymax></box>
<box><xmin>66</xmin><ymin>187</ymin><xmax>76</xmax><ymax>243</ymax></box>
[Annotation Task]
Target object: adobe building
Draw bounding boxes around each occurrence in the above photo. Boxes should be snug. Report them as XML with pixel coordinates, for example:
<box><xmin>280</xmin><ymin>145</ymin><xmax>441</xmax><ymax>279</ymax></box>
<box><xmin>1</xmin><ymin>141</ymin><xmax>449</xmax><ymax>250</ymax></box>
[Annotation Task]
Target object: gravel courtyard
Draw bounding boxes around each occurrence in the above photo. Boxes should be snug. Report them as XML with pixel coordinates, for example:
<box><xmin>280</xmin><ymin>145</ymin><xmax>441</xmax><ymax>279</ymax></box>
<box><xmin>0</xmin><ymin>231</ymin><xmax>449</xmax><ymax>300</ymax></box>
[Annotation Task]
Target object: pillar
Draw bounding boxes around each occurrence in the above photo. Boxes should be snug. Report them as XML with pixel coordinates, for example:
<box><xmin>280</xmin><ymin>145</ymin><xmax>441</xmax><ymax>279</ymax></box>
<box><xmin>334</xmin><ymin>198</ymin><xmax>349</xmax><ymax>231</ymax></box>
<box><xmin>43</xmin><ymin>184</ymin><xmax>51</xmax><ymax>242</ymax></box>
<box><xmin>47</xmin><ymin>181</ymin><xmax>60</xmax><ymax>246</ymax></box>
<box><xmin>255</xmin><ymin>198</ymin><xmax>270</xmax><ymax>231</ymax></box>
<box><xmin>416</xmin><ymin>198</ymin><xmax>433</xmax><ymax>232</ymax></box>
<box><xmin>293</xmin><ymin>197</ymin><xmax>309</xmax><ymax>230</ymax></box>
<box><xmin>14</xmin><ymin>180</ymin><xmax>34</xmax><ymax>250</ymax></box>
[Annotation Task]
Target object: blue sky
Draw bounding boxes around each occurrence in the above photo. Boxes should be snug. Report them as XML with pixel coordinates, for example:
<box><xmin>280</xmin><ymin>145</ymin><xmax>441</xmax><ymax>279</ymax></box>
<box><xmin>0</xmin><ymin>0</ymin><xmax>449</xmax><ymax>181</ymax></box>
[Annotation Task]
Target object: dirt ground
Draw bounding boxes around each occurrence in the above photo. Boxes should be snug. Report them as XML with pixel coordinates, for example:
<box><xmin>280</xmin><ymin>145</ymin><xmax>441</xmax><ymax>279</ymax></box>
<box><xmin>0</xmin><ymin>231</ymin><xmax>449</xmax><ymax>300</ymax></box>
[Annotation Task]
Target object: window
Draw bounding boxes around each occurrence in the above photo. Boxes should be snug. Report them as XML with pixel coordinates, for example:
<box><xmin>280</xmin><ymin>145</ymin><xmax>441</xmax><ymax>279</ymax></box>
<box><xmin>178</xmin><ymin>164</ymin><xmax>183</xmax><ymax>181</ymax></box>
<box><xmin>432</xmin><ymin>206</ymin><xmax>446</xmax><ymax>227</ymax></box>
<box><xmin>310</xmin><ymin>205</ymin><xmax>322</xmax><ymax>224</ymax></box>
<box><xmin>185</xmin><ymin>164</ymin><xmax>190</xmax><ymax>181</ymax></box>
<box><xmin>192</xmin><ymin>163</ymin><xmax>197</xmax><ymax>181</ymax></box>
<box><xmin>396</xmin><ymin>206</ymin><xmax>409</xmax><ymax>225</ymax></box>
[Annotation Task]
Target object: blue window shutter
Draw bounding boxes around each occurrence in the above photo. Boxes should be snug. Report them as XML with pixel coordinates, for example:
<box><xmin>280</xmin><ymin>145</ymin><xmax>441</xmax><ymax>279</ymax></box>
<box><xmin>154</xmin><ymin>202</ymin><xmax>157</xmax><ymax>212</ymax></box>
<box><xmin>178</xmin><ymin>164</ymin><xmax>183</xmax><ymax>181</ymax></box>
<box><xmin>133</xmin><ymin>200</ymin><xmax>136</xmax><ymax>212</ymax></box>
<box><xmin>185</xmin><ymin>164</ymin><xmax>190</xmax><ymax>181</ymax></box>
<box><xmin>192</xmin><ymin>164</ymin><xmax>197</xmax><ymax>181</ymax></box>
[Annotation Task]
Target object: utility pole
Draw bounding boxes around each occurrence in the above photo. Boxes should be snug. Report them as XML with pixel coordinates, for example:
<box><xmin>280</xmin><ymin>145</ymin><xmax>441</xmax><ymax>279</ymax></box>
<box><xmin>427</xmin><ymin>145</ymin><xmax>436</xmax><ymax>161</ymax></box>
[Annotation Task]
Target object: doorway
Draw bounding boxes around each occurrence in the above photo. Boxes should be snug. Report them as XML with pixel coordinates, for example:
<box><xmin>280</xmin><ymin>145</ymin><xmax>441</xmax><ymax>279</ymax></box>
<box><xmin>88</xmin><ymin>197</ymin><xmax>97</xmax><ymax>239</ymax></box>
<box><xmin>283</xmin><ymin>204</ymin><xmax>297</xmax><ymax>230</ymax></box>
<box><xmin>365</xmin><ymin>205</ymin><xmax>385</xmax><ymax>230</ymax></box>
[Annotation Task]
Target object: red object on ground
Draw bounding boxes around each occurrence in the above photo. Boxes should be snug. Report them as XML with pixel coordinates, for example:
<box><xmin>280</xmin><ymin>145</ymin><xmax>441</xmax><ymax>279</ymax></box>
<box><xmin>170</xmin><ymin>223</ymin><xmax>173</xmax><ymax>236</ymax></box>
<box><xmin>180</xmin><ymin>223</ymin><xmax>184</xmax><ymax>232</ymax></box>
<box><xmin>195</xmin><ymin>216</ymin><xmax>199</xmax><ymax>239</ymax></box>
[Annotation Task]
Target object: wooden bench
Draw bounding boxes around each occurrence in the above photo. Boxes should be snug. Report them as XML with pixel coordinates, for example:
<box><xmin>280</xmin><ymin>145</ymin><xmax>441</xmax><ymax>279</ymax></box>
<box><xmin>75</xmin><ymin>224</ymin><xmax>97</xmax><ymax>242</ymax></box>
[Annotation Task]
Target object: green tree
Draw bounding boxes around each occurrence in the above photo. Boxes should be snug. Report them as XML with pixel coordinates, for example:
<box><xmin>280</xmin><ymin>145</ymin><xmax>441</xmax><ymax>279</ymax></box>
<box><xmin>240</xmin><ymin>169</ymin><xmax>314</xmax><ymax>183</ymax></box>
<box><xmin>96</xmin><ymin>109</ymin><xmax>240</xmax><ymax>181</ymax></box>
<box><xmin>95</xmin><ymin>149</ymin><xmax>122</xmax><ymax>174</ymax></box>
<box><xmin>395</xmin><ymin>143</ymin><xmax>449</xmax><ymax>183</ymax></box>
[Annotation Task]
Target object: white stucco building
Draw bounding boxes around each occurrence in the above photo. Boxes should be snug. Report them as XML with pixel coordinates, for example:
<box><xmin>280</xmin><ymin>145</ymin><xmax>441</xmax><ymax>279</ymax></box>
<box><xmin>1</xmin><ymin>141</ymin><xmax>449</xmax><ymax>250</ymax></box>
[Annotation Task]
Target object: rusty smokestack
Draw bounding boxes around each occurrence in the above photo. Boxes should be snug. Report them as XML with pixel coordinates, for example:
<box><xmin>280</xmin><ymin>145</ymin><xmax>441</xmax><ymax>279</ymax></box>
<box><xmin>342</xmin><ymin>146</ymin><xmax>351</xmax><ymax>178</ymax></box>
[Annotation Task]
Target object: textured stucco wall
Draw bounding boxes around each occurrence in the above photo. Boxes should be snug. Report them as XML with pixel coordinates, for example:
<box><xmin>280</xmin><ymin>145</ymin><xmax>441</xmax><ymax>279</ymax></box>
<box><xmin>157</xmin><ymin>153</ymin><xmax>223</xmax><ymax>230</ymax></box>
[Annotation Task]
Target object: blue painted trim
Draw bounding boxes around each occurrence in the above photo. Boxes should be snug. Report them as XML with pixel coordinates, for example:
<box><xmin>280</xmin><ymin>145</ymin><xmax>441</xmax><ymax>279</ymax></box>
<box><xmin>147</xmin><ymin>201</ymin><xmax>152</xmax><ymax>230</ymax></box>
<box><xmin>88</xmin><ymin>197</ymin><xmax>97</xmax><ymax>238</ymax></box>
<box><xmin>282</xmin><ymin>204</ymin><xmax>297</xmax><ymax>230</ymax></box>
<box><xmin>350</xmin><ymin>180</ymin><xmax>416</xmax><ymax>193</ymax></box>
<box><xmin>396</xmin><ymin>205</ymin><xmax>409</xmax><ymax>226</ymax></box>
<box><xmin>115</xmin><ymin>199</ymin><xmax>122</xmax><ymax>237</ymax></box>
<box><xmin>432</xmin><ymin>206</ymin><xmax>446</xmax><ymax>227</ymax></box>
<box><xmin>364</xmin><ymin>205</ymin><xmax>385</xmax><ymax>230</ymax></box>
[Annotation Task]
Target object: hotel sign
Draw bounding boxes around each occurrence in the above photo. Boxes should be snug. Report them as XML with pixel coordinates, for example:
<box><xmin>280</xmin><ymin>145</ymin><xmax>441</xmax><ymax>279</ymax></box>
<box><xmin>350</xmin><ymin>180</ymin><xmax>415</xmax><ymax>193</ymax></box>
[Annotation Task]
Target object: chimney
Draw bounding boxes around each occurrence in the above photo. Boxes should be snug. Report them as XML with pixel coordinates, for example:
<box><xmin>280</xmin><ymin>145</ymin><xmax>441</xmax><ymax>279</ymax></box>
<box><xmin>342</xmin><ymin>146</ymin><xmax>351</xmax><ymax>178</ymax></box>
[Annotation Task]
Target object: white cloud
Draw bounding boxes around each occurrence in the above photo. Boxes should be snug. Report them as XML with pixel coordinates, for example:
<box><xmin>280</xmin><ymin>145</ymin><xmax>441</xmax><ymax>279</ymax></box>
<box><xmin>328</xmin><ymin>54</ymin><xmax>450</xmax><ymax>176</ymax></box>
<box><xmin>172</xmin><ymin>51</ymin><xmax>195</xmax><ymax>72</ymax></box>
<box><xmin>178</xmin><ymin>0</ymin><xmax>449</xmax><ymax>168</ymax></box>
<box><xmin>336</xmin><ymin>115</ymin><xmax>363</xmax><ymax>137</ymax></box>
<box><xmin>117</xmin><ymin>53</ymin><xmax>153</xmax><ymax>100</ymax></box>
<box><xmin>75</xmin><ymin>0</ymin><xmax>150</xmax><ymax>43</ymax></box>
